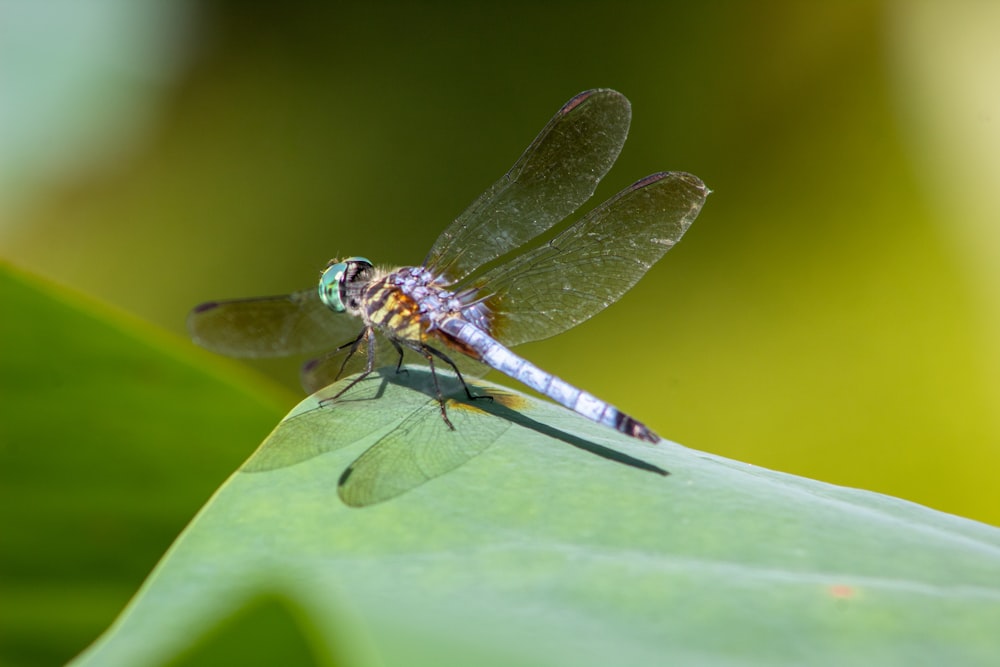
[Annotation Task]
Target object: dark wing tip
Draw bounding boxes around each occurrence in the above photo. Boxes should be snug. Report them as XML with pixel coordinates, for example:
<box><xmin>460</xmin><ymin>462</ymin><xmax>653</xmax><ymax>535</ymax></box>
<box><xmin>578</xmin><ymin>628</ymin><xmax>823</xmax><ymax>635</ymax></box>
<box><xmin>631</xmin><ymin>171</ymin><xmax>710</xmax><ymax>195</ymax></box>
<box><xmin>560</xmin><ymin>88</ymin><xmax>630</xmax><ymax>116</ymax></box>
<box><xmin>190</xmin><ymin>301</ymin><xmax>221</xmax><ymax>314</ymax></box>
<box><xmin>338</xmin><ymin>464</ymin><xmax>354</xmax><ymax>486</ymax></box>
<box><xmin>186</xmin><ymin>301</ymin><xmax>221</xmax><ymax>341</ymax></box>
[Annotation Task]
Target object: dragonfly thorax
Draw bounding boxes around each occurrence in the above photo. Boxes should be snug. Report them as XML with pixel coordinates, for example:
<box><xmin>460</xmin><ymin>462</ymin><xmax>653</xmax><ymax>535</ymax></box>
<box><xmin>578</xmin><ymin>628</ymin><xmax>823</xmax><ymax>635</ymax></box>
<box><xmin>387</xmin><ymin>266</ymin><xmax>492</xmax><ymax>333</ymax></box>
<box><xmin>318</xmin><ymin>257</ymin><xmax>375</xmax><ymax>313</ymax></box>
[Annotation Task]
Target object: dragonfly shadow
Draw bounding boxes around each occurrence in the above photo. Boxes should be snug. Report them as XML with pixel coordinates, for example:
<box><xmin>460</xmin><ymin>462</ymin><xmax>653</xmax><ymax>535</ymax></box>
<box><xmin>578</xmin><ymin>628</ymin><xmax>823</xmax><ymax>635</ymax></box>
<box><xmin>381</xmin><ymin>367</ymin><xmax>670</xmax><ymax>478</ymax></box>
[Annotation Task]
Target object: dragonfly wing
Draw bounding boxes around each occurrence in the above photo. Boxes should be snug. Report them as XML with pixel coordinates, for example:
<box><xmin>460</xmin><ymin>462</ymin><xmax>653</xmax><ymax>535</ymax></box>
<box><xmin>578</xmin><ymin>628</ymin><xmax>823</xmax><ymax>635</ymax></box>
<box><xmin>188</xmin><ymin>289</ymin><xmax>353</xmax><ymax>358</ymax></box>
<box><xmin>423</xmin><ymin>89</ymin><xmax>631</xmax><ymax>282</ymax></box>
<box><xmin>243</xmin><ymin>369</ymin><xmax>437</xmax><ymax>472</ymax></box>
<box><xmin>479</xmin><ymin>172</ymin><xmax>709</xmax><ymax>347</ymax></box>
<box><xmin>338</xmin><ymin>396</ymin><xmax>511</xmax><ymax>507</ymax></box>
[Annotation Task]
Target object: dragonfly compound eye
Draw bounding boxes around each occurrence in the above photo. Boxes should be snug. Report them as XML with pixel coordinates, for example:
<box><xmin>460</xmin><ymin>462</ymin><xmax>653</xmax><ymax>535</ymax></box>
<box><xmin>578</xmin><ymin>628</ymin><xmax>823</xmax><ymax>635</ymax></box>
<box><xmin>318</xmin><ymin>257</ymin><xmax>373</xmax><ymax>312</ymax></box>
<box><xmin>318</xmin><ymin>262</ymin><xmax>349</xmax><ymax>312</ymax></box>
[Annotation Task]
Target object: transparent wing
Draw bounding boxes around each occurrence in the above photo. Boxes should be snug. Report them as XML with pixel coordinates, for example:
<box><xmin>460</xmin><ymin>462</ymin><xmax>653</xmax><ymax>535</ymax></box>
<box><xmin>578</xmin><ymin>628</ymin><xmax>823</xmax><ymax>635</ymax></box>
<box><xmin>246</xmin><ymin>366</ymin><xmax>511</xmax><ymax>508</ymax></box>
<box><xmin>477</xmin><ymin>171</ymin><xmax>709</xmax><ymax>347</ymax></box>
<box><xmin>423</xmin><ymin>89</ymin><xmax>631</xmax><ymax>282</ymax></box>
<box><xmin>187</xmin><ymin>289</ymin><xmax>356</xmax><ymax>358</ymax></box>
<box><xmin>243</xmin><ymin>369</ymin><xmax>439</xmax><ymax>472</ymax></box>
<box><xmin>338</xmin><ymin>395</ymin><xmax>511</xmax><ymax>507</ymax></box>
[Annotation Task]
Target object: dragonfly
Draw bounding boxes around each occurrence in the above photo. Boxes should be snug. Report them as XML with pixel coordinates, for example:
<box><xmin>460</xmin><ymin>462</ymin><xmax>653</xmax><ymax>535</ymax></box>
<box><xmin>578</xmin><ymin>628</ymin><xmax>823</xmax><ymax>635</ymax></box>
<box><xmin>189</xmin><ymin>89</ymin><xmax>708</xmax><ymax>448</ymax></box>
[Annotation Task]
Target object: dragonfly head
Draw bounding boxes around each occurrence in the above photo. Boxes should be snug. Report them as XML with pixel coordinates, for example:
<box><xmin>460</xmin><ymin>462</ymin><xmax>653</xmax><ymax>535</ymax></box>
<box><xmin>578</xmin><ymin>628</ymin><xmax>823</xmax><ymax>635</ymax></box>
<box><xmin>318</xmin><ymin>257</ymin><xmax>374</xmax><ymax>312</ymax></box>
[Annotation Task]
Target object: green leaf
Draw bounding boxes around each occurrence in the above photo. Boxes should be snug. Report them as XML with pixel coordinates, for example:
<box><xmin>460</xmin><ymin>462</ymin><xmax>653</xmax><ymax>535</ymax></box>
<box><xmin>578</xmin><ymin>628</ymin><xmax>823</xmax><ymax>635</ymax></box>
<box><xmin>4</xmin><ymin>261</ymin><xmax>999</xmax><ymax>666</ymax></box>
<box><xmin>73</xmin><ymin>371</ymin><xmax>1000</xmax><ymax>666</ymax></box>
<box><xmin>0</xmin><ymin>262</ymin><xmax>288</xmax><ymax>666</ymax></box>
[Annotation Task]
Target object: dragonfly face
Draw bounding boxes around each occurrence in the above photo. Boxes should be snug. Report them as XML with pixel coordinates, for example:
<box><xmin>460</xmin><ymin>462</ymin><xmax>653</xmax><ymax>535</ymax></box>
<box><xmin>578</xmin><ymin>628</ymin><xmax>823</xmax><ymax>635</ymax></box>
<box><xmin>189</xmin><ymin>89</ymin><xmax>709</xmax><ymax>447</ymax></box>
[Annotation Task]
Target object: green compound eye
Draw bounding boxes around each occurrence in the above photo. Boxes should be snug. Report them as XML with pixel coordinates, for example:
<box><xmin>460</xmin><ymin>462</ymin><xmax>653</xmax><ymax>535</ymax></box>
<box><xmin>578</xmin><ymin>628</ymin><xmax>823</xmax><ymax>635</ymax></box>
<box><xmin>318</xmin><ymin>257</ymin><xmax>372</xmax><ymax>312</ymax></box>
<box><xmin>318</xmin><ymin>262</ymin><xmax>348</xmax><ymax>311</ymax></box>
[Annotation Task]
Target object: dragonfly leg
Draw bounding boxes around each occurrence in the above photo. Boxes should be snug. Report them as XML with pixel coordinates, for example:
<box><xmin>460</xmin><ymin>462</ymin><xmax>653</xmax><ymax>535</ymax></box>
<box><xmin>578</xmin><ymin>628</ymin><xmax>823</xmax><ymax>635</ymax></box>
<box><xmin>416</xmin><ymin>345</ymin><xmax>456</xmax><ymax>430</ymax></box>
<box><xmin>324</xmin><ymin>328</ymin><xmax>378</xmax><ymax>405</ymax></box>
<box><xmin>332</xmin><ymin>328</ymin><xmax>369</xmax><ymax>382</ymax></box>
<box><xmin>390</xmin><ymin>339</ymin><xmax>408</xmax><ymax>375</ymax></box>
<box><xmin>423</xmin><ymin>344</ymin><xmax>492</xmax><ymax>403</ymax></box>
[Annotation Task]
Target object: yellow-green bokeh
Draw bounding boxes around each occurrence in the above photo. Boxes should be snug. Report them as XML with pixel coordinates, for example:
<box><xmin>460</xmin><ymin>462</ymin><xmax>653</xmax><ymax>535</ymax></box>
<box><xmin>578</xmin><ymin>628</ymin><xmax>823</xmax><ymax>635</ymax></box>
<box><xmin>3</xmin><ymin>1</ymin><xmax>999</xmax><ymax>526</ymax></box>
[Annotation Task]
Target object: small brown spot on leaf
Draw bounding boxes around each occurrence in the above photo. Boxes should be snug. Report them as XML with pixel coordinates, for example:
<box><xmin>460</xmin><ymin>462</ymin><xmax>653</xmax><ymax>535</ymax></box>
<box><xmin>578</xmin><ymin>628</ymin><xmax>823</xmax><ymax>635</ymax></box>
<box><xmin>828</xmin><ymin>584</ymin><xmax>856</xmax><ymax>599</ymax></box>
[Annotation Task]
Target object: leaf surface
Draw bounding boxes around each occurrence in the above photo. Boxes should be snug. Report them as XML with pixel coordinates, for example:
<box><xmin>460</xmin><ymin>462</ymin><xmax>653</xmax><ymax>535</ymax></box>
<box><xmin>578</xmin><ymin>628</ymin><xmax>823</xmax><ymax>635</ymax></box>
<box><xmin>73</xmin><ymin>369</ymin><xmax>1000</xmax><ymax>667</ymax></box>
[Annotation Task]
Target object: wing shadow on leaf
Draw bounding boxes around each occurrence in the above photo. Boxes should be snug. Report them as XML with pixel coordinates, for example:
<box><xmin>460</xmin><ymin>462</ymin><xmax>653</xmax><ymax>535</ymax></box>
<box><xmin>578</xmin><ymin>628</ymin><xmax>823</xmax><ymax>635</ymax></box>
<box><xmin>242</xmin><ymin>366</ymin><xmax>667</xmax><ymax>507</ymax></box>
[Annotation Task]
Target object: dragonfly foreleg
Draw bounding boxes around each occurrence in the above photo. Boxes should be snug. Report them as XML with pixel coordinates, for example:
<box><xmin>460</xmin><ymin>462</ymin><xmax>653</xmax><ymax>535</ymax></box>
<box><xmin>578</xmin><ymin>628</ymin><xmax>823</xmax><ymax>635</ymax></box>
<box><xmin>333</xmin><ymin>327</ymin><xmax>370</xmax><ymax>382</ymax></box>
<box><xmin>324</xmin><ymin>327</ymin><xmax>378</xmax><ymax>405</ymax></box>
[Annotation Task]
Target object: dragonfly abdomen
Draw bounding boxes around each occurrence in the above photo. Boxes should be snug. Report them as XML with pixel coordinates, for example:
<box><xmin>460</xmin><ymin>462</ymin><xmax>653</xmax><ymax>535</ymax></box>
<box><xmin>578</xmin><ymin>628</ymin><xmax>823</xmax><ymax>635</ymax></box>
<box><xmin>439</xmin><ymin>318</ymin><xmax>660</xmax><ymax>443</ymax></box>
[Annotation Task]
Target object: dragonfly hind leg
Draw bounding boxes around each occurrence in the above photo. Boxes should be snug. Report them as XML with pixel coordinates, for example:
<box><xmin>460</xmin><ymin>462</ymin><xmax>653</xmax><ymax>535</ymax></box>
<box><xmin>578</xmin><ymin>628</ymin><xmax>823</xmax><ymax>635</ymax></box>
<box><xmin>415</xmin><ymin>343</ymin><xmax>492</xmax><ymax>431</ymax></box>
<box><xmin>423</xmin><ymin>344</ymin><xmax>491</xmax><ymax>403</ymax></box>
<box><xmin>417</xmin><ymin>346</ymin><xmax>455</xmax><ymax>430</ymax></box>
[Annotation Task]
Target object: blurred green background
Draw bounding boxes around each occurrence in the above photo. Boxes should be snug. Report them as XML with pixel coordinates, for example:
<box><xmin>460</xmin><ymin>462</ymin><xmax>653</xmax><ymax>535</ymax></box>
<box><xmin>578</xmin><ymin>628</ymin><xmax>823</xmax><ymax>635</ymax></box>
<box><xmin>3</xmin><ymin>0</ymin><xmax>999</xmax><ymax>536</ymax></box>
